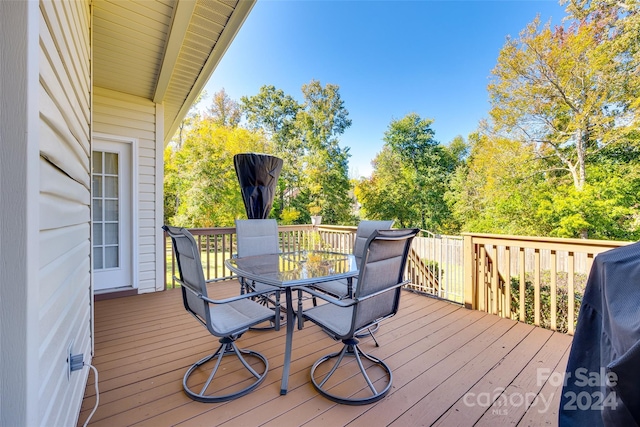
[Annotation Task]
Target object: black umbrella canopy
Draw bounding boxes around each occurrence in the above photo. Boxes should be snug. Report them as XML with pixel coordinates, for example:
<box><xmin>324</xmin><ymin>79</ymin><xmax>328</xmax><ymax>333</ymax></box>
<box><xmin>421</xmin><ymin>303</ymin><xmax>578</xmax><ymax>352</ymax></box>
<box><xmin>233</xmin><ymin>153</ymin><xmax>284</xmax><ymax>219</ymax></box>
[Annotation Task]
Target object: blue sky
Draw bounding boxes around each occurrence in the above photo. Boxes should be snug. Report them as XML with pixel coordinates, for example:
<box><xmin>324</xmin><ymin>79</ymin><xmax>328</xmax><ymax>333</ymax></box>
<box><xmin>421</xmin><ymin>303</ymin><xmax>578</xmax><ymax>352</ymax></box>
<box><xmin>203</xmin><ymin>0</ymin><xmax>567</xmax><ymax>178</ymax></box>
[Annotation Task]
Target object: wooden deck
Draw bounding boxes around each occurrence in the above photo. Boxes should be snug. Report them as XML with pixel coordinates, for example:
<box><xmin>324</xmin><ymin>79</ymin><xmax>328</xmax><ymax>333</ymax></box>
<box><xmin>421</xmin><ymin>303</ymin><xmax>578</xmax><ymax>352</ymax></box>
<box><xmin>80</xmin><ymin>281</ymin><xmax>572</xmax><ymax>426</ymax></box>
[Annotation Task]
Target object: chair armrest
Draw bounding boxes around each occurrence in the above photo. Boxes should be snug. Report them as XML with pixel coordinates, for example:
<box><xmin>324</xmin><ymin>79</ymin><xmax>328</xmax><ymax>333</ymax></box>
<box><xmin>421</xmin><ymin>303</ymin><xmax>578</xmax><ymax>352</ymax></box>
<box><xmin>172</xmin><ymin>276</ymin><xmax>278</xmax><ymax>305</ymax></box>
<box><xmin>200</xmin><ymin>288</ymin><xmax>279</xmax><ymax>305</ymax></box>
<box><xmin>205</xmin><ymin>276</ymin><xmax>237</xmax><ymax>283</ymax></box>
<box><xmin>354</xmin><ymin>280</ymin><xmax>410</xmax><ymax>302</ymax></box>
<box><xmin>174</xmin><ymin>275</ymin><xmax>240</xmax><ymax>286</ymax></box>
<box><xmin>298</xmin><ymin>279</ymin><xmax>410</xmax><ymax>307</ymax></box>
<box><xmin>297</xmin><ymin>286</ymin><xmax>355</xmax><ymax>306</ymax></box>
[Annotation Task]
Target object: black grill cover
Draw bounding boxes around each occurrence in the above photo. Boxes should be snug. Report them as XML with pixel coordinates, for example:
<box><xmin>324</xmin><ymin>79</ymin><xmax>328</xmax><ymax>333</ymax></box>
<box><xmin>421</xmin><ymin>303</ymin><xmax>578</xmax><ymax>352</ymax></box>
<box><xmin>233</xmin><ymin>153</ymin><xmax>283</xmax><ymax>219</ymax></box>
<box><xmin>559</xmin><ymin>241</ymin><xmax>640</xmax><ymax>426</ymax></box>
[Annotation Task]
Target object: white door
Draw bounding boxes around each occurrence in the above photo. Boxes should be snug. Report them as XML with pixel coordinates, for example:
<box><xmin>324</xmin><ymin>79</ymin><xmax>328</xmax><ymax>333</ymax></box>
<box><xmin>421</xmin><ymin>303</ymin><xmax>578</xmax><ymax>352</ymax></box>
<box><xmin>92</xmin><ymin>138</ymin><xmax>133</xmax><ymax>291</ymax></box>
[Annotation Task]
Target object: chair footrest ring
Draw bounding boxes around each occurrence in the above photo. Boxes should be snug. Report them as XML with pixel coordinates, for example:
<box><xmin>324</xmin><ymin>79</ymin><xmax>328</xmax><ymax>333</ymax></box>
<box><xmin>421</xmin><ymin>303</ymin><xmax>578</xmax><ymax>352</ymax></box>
<box><xmin>183</xmin><ymin>342</ymin><xmax>268</xmax><ymax>403</ymax></box>
<box><xmin>310</xmin><ymin>343</ymin><xmax>392</xmax><ymax>405</ymax></box>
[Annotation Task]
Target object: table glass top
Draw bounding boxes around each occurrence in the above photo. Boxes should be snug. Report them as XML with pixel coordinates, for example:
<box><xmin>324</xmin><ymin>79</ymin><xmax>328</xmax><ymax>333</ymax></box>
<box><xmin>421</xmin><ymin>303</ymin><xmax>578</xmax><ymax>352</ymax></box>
<box><xmin>226</xmin><ymin>251</ymin><xmax>358</xmax><ymax>286</ymax></box>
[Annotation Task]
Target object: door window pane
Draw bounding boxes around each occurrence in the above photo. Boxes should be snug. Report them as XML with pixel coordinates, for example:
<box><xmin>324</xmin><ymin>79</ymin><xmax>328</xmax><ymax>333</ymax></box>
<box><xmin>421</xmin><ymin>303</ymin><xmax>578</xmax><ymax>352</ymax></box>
<box><xmin>92</xmin><ymin>149</ymin><xmax>121</xmax><ymax>271</ymax></box>
<box><xmin>93</xmin><ymin>199</ymin><xmax>102</xmax><ymax>221</ymax></box>
<box><xmin>92</xmin><ymin>176</ymin><xmax>102</xmax><ymax>196</ymax></box>
<box><xmin>93</xmin><ymin>247</ymin><xmax>104</xmax><ymax>270</ymax></box>
<box><xmin>93</xmin><ymin>223</ymin><xmax>103</xmax><ymax>245</ymax></box>
<box><xmin>105</xmin><ymin>246</ymin><xmax>119</xmax><ymax>268</ymax></box>
<box><xmin>93</xmin><ymin>152</ymin><xmax>102</xmax><ymax>173</ymax></box>
<box><xmin>105</xmin><ymin>223</ymin><xmax>119</xmax><ymax>245</ymax></box>
<box><xmin>105</xmin><ymin>200</ymin><xmax>118</xmax><ymax>221</ymax></box>
<box><xmin>105</xmin><ymin>176</ymin><xmax>118</xmax><ymax>198</ymax></box>
<box><xmin>105</xmin><ymin>152</ymin><xmax>118</xmax><ymax>174</ymax></box>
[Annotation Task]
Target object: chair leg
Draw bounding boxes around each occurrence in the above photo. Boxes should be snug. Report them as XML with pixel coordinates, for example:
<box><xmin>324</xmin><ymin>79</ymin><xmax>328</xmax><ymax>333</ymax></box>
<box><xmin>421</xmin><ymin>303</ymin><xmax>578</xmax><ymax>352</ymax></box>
<box><xmin>183</xmin><ymin>337</ymin><xmax>268</xmax><ymax>403</ymax></box>
<box><xmin>355</xmin><ymin>322</ymin><xmax>380</xmax><ymax>346</ymax></box>
<box><xmin>248</xmin><ymin>285</ymin><xmax>286</xmax><ymax>331</ymax></box>
<box><xmin>310</xmin><ymin>338</ymin><xmax>392</xmax><ymax>405</ymax></box>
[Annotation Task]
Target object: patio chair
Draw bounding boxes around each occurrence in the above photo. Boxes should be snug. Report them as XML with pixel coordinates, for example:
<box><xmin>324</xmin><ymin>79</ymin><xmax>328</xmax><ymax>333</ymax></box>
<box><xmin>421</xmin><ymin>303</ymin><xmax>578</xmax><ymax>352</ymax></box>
<box><xmin>163</xmin><ymin>225</ymin><xmax>275</xmax><ymax>402</ymax></box>
<box><xmin>309</xmin><ymin>220</ymin><xmax>394</xmax><ymax>342</ymax></box>
<box><xmin>235</xmin><ymin>219</ymin><xmax>284</xmax><ymax>329</ymax></box>
<box><xmin>310</xmin><ymin>220</ymin><xmax>394</xmax><ymax>300</ymax></box>
<box><xmin>301</xmin><ymin>228</ymin><xmax>419</xmax><ymax>405</ymax></box>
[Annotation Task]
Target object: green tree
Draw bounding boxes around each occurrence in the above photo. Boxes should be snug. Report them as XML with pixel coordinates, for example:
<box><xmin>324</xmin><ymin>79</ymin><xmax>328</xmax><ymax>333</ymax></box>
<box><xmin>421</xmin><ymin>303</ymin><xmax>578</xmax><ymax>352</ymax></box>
<box><xmin>164</xmin><ymin>118</ymin><xmax>271</xmax><ymax>227</ymax></box>
<box><xmin>355</xmin><ymin>146</ymin><xmax>417</xmax><ymax>227</ymax></box>
<box><xmin>171</xmin><ymin>91</ymin><xmax>206</xmax><ymax>149</ymax></box>
<box><xmin>242</xmin><ymin>81</ymin><xmax>355</xmax><ymax>224</ymax></box>
<box><xmin>385</xmin><ymin>113</ymin><xmax>455</xmax><ymax>231</ymax></box>
<box><xmin>296</xmin><ymin>80</ymin><xmax>354</xmax><ymax>224</ymax></box>
<box><xmin>534</xmin><ymin>150</ymin><xmax>640</xmax><ymax>240</ymax></box>
<box><xmin>357</xmin><ymin>113</ymin><xmax>461</xmax><ymax>232</ymax></box>
<box><xmin>207</xmin><ymin>88</ymin><xmax>241</xmax><ymax>128</ymax></box>
<box><xmin>488</xmin><ymin>4</ymin><xmax>640</xmax><ymax>237</ymax></box>
<box><xmin>241</xmin><ymin>85</ymin><xmax>303</xmax><ymax>217</ymax></box>
<box><xmin>446</xmin><ymin>130</ymin><xmax>544</xmax><ymax>235</ymax></box>
<box><xmin>163</xmin><ymin>145</ymin><xmax>181</xmax><ymax>223</ymax></box>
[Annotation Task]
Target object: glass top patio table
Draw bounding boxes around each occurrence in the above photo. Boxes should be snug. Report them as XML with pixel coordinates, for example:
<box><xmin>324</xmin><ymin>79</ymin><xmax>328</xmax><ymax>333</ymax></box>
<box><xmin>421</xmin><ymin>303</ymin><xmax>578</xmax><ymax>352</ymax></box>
<box><xmin>226</xmin><ymin>250</ymin><xmax>358</xmax><ymax>288</ymax></box>
<box><xmin>225</xmin><ymin>250</ymin><xmax>358</xmax><ymax>395</ymax></box>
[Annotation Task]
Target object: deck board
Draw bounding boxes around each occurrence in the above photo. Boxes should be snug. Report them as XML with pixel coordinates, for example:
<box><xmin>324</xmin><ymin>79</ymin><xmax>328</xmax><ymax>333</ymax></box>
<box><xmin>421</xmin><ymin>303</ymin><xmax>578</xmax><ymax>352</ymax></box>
<box><xmin>80</xmin><ymin>282</ymin><xmax>572</xmax><ymax>426</ymax></box>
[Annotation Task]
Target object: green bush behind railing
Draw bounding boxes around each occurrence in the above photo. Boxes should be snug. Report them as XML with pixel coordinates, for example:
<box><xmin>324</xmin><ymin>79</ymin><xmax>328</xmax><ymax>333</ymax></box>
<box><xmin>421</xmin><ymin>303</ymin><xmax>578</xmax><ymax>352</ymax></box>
<box><xmin>509</xmin><ymin>271</ymin><xmax>587</xmax><ymax>333</ymax></box>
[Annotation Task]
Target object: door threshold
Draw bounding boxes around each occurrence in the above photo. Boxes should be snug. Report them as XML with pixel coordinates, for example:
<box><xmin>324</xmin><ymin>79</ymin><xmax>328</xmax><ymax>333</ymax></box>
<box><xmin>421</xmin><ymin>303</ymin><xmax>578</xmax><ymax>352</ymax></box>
<box><xmin>94</xmin><ymin>287</ymin><xmax>138</xmax><ymax>301</ymax></box>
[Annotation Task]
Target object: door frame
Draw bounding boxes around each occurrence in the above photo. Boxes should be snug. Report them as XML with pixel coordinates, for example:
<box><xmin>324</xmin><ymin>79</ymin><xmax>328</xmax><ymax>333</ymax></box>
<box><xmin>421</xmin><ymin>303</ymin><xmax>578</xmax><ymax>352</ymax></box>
<box><xmin>92</xmin><ymin>132</ymin><xmax>138</xmax><ymax>292</ymax></box>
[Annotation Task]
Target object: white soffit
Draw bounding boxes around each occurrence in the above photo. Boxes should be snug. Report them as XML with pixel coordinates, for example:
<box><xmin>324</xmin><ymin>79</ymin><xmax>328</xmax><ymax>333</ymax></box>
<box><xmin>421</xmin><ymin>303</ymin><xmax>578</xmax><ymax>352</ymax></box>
<box><xmin>92</xmin><ymin>0</ymin><xmax>255</xmax><ymax>142</ymax></box>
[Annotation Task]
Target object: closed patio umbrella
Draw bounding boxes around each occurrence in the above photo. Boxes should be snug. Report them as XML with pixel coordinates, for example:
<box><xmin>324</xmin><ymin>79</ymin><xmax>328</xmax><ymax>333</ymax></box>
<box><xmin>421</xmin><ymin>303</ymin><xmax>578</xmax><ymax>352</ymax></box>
<box><xmin>233</xmin><ymin>153</ymin><xmax>283</xmax><ymax>219</ymax></box>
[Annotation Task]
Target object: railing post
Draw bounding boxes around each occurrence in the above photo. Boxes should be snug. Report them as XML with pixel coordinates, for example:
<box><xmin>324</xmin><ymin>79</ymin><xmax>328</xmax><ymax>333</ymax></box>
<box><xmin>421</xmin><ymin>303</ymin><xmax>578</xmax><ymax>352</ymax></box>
<box><xmin>463</xmin><ymin>234</ymin><xmax>475</xmax><ymax>310</ymax></box>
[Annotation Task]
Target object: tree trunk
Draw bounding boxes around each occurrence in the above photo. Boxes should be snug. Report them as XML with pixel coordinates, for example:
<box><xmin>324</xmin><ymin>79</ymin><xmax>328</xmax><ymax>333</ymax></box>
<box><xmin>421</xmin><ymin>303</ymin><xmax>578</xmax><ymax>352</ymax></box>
<box><xmin>576</xmin><ymin>125</ymin><xmax>588</xmax><ymax>191</ymax></box>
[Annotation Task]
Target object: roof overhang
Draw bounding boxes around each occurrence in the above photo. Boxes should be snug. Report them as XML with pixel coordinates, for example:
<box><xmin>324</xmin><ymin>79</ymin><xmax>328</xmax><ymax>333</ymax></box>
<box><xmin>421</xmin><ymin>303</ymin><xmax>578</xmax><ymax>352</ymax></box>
<box><xmin>92</xmin><ymin>0</ymin><xmax>255</xmax><ymax>144</ymax></box>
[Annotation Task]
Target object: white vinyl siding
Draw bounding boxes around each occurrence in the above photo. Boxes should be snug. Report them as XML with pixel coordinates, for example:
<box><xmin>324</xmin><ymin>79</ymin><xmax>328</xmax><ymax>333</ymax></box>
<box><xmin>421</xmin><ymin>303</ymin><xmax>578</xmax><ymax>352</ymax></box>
<box><xmin>0</xmin><ymin>2</ymin><xmax>40</xmax><ymax>426</ymax></box>
<box><xmin>38</xmin><ymin>1</ymin><xmax>92</xmax><ymax>426</ymax></box>
<box><xmin>93</xmin><ymin>87</ymin><xmax>162</xmax><ymax>293</ymax></box>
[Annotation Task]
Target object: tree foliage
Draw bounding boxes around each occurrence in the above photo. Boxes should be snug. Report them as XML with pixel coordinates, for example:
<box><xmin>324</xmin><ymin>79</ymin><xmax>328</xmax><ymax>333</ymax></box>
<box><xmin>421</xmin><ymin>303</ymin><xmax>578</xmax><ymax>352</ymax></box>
<box><xmin>456</xmin><ymin>0</ymin><xmax>640</xmax><ymax>239</ymax></box>
<box><xmin>207</xmin><ymin>88</ymin><xmax>241</xmax><ymax>128</ymax></box>
<box><xmin>489</xmin><ymin>7</ymin><xmax>639</xmax><ymax>194</ymax></box>
<box><xmin>163</xmin><ymin>0</ymin><xmax>640</xmax><ymax>241</ymax></box>
<box><xmin>355</xmin><ymin>146</ymin><xmax>417</xmax><ymax>228</ymax></box>
<box><xmin>446</xmin><ymin>130</ymin><xmax>546</xmax><ymax>235</ymax></box>
<box><xmin>164</xmin><ymin>122</ymin><xmax>271</xmax><ymax>227</ymax></box>
<box><xmin>357</xmin><ymin>113</ymin><xmax>463</xmax><ymax>232</ymax></box>
<box><xmin>166</xmin><ymin>80</ymin><xmax>355</xmax><ymax>227</ymax></box>
<box><xmin>170</xmin><ymin>91</ymin><xmax>206</xmax><ymax>149</ymax></box>
<box><xmin>241</xmin><ymin>85</ymin><xmax>303</xmax><ymax>210</ymax></box>
<box><xmin>298</xmin><ymin>80</ymin><xmax>354</xmax><ymax>224</ymax></box>
<box><xmin>242</xmin><ymin>80</ymin><xmax>355</xmax><ymax>225</ymax></box>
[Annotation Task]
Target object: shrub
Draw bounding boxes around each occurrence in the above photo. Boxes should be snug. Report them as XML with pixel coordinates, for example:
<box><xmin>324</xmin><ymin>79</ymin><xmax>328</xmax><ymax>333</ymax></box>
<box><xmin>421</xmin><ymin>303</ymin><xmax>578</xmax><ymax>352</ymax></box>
<box><xmin>509</xmin><ymin>272</ymin><xmax>584</xmax><ymax>333</ymax></box>
<box><xmin>423</xmin><ymin>259</ymin><xmax>443</xmax><ymax>278</ymax></box>
<box><xmin>281</xmin><ymin>207</ymin><xmax>301</xmax><ymax>225</ymax></box>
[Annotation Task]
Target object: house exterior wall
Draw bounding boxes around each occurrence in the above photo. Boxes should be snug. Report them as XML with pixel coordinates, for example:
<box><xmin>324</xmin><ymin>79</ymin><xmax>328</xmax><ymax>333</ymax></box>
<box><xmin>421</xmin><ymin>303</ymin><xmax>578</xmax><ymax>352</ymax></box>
<box><xmin>2</xmin><ymin>0</ymin><xmax>170</xmax><ymax>424</ymax></box>
<box><xmin>38</xmin><ymin>1</ymin><xmax>93</xmax><ymax>426</ymax></box>
<box><xmin>93</xmin><ymin>87</ymin><xmax>164</xmax><ymax>294</ymax></box>
<box><xmin>0</xmin><ymin>0</ymin><xmax>93</xmax><ymax>426</ymax></box>
<box><xmin>1</xmin><ymin>2</ymin><xmax>41</xmax><ymax>426</ymax></box>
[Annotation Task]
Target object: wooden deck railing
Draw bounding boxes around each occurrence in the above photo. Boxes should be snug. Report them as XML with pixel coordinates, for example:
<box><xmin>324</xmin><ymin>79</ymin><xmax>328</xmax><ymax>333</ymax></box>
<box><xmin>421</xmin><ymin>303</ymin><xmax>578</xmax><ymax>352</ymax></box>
<box><xmin>462</xmin><ymin>233</ymin><xmax>631</xmax><ymax>334</ymax></box>
<box><xmin>164</xmin><ymin>227</ymin><xmax>631</xmax><ymax>334</ymax></box>
<box><xmin>163</xmin><ymin>225</ymin><xmax>440</xmax><ymax>294</ymax></box>
<box><xmin>164</xmin><ymin>225</ymin><xmax>321</xmax><ymax>288</ymax></box>
<box><xmin>405</xmin><ymin>247</ymin><xmax>439</xmax><ymax>295</ymax></box>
